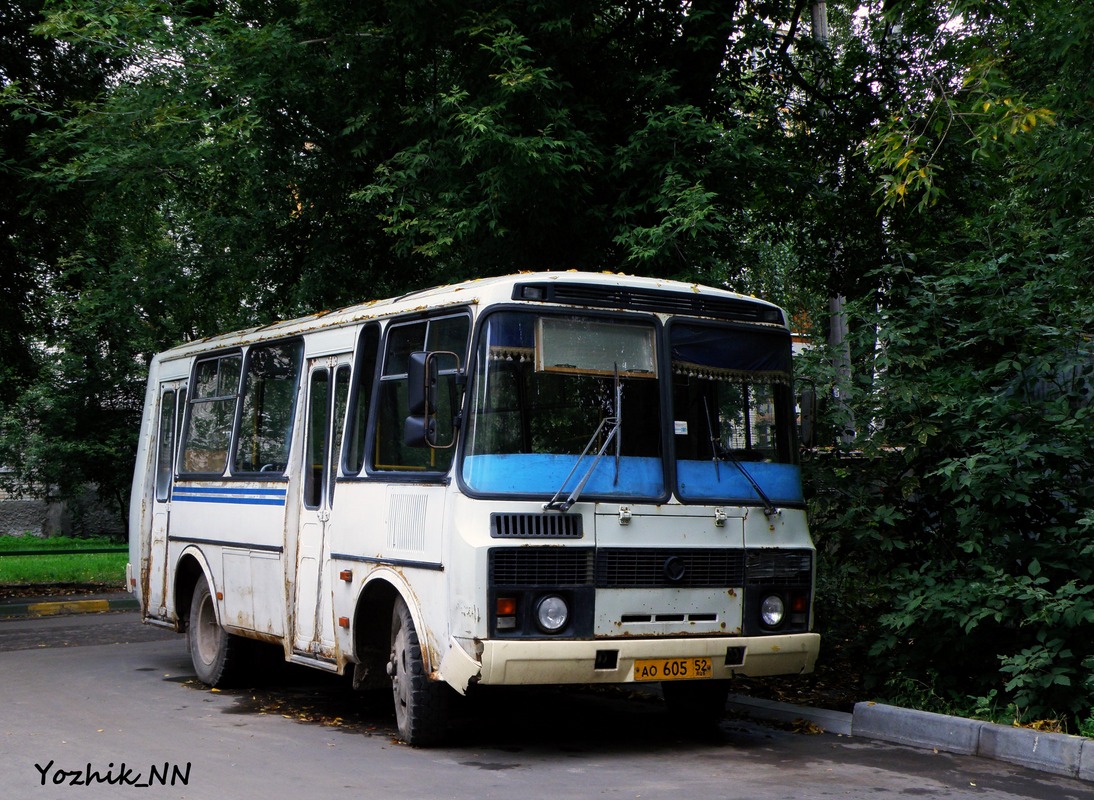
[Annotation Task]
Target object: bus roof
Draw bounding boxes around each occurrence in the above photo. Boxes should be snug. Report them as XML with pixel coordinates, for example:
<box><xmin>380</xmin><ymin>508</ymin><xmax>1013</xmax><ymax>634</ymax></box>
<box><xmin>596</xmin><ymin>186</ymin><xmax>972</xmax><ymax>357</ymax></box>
<box><xmin>152</xmin><ymin>271</ymin><xmax>787</xmax><ymax>362</ymax></box>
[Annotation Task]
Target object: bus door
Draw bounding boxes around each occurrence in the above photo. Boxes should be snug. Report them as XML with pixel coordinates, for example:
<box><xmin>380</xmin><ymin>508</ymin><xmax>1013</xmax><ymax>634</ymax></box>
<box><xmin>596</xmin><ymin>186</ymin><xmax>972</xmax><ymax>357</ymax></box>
<box><xmin>147</xmin><ymin>381</ymin><xmax>186</xmax><ymax>620</ymax></box>
<box><xmin>293</xmin><ymin>356</ymin><xmax>351</xmax><ymax>658</ymax></box>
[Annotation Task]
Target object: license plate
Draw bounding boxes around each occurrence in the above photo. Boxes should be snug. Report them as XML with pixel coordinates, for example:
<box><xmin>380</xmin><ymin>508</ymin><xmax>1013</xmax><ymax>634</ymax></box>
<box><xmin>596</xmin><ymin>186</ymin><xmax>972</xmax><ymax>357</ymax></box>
<box><xmin>633</xmin><ymin>657</ymin><xmax>713</xmax><ymax>682</ymax></box>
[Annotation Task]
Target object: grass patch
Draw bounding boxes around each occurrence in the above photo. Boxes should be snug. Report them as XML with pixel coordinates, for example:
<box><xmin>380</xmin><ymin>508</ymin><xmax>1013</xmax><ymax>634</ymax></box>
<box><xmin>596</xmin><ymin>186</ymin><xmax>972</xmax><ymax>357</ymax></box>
<box><xmin>0</xmin><ymin>535</ymin><xmax>127</xmax><ymax>586</ymax></box>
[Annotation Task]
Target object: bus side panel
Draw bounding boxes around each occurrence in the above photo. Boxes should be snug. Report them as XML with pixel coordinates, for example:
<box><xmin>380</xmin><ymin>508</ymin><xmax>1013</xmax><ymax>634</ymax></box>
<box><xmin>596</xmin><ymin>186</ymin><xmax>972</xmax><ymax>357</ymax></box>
<box><xmin>168</xmin><ymin>483</ymin><xmax>291</xmax><ymax>635</ymax></box>
<box><xmin>329</xmin><ymin>481</ymin><xmax>449</xmax><ymax>669</ymax></box>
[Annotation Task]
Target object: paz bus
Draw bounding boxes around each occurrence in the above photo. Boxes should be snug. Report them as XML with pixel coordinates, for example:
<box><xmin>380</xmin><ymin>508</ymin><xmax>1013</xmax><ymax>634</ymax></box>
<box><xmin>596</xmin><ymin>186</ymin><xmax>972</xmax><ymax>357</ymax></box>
<box><xmin>127</xmin><ymin>271</ymin><xmax>820</xmax><ymax>745</ymax></box>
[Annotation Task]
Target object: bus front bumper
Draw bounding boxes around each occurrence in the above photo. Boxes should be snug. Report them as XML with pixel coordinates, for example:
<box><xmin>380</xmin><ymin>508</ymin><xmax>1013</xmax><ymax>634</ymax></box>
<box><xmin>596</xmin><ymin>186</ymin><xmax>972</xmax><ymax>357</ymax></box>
<box><xmin>437</xmin><ymin>633</ymin><xmax>820</xmax><ymax>693</ymax></box>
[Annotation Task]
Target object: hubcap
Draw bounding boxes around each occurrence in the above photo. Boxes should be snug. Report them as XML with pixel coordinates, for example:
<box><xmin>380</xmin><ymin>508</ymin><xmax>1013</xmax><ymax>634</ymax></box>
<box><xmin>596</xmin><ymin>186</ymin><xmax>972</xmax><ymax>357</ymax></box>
<box><xmin>391</xmin><ymin>622</ymin><xmax>409</xmax><ymax>725</ymax></box>
<box><xmin>195</xmin><ymin>593</ymin><xmax>218</xmax><ymax>666</ymax></box>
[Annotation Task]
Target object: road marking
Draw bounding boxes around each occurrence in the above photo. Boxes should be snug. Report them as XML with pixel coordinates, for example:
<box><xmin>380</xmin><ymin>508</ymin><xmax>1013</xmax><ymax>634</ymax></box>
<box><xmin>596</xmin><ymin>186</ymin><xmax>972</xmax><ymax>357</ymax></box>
<box><xmin>26</xmin><ymin>600</ymin><xmax>111</xmax><ymax>617</ymax></box>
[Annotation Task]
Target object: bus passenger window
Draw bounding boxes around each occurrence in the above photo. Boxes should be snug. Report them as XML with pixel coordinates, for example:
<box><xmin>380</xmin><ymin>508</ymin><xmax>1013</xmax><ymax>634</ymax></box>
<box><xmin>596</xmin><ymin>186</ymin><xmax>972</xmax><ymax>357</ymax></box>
<box><xmin>180</xmin><ymin>354</ymin><xmax>242</xmax><ymax>475</ymax></box>
<box><xmin>343</xmin><ymin>324</ymin><xmax>380</xmax><ymax>475</ymax></box>
<box><xmin>304</xmin><ymin>370</ymin><xmax>330</xmax><ymax>509</ymax></box>
<box><xmin>155</xmin><ymin>390</ymin><xmax>177</xmax><ymax>502</ymax></box>
<box><xmin>232</xmin><ymin>340</ymin><xmax>303</xmax><ymax>475</ymax></box>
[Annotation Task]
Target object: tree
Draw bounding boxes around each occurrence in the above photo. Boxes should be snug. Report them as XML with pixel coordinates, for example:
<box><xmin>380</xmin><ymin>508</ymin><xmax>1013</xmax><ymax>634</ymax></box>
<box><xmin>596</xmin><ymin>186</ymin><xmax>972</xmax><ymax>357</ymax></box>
<box><xmin>0</xmin><ymin>0</ymin><xmax>111</xmax><ymax>406</ymax></box>
<box><xmin>2</xmin><ymin>0</ymin><xmax>860</xmax><ymax>532</ymax></box>
<box><xmin>825</xmin><ymin>0</ymin><xmax>1094</xmax><ymax>725</ymax></box>
<box><xmin>0</xmin><ymin>0</ymin><xmax>126</xmax><ymax>526</ymax></box>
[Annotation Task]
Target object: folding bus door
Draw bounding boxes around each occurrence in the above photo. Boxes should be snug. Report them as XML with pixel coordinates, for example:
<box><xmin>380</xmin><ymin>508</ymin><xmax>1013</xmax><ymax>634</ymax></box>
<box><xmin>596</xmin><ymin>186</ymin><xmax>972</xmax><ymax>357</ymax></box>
<box><xmin>293</xmin><ymin>357</ymin><xmax>351</xmax><ymax>659</ymax></box>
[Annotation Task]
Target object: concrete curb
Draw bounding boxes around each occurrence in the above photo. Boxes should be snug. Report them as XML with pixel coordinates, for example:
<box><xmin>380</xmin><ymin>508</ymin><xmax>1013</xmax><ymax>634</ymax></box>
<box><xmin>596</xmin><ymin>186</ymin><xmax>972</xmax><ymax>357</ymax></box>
<box><xmin>0</xmin><ymin>593</ymin><xmax>138</xmax><ymax>619</ymax></box>
<box><xmin>727</xmin><ymin>694</ymin><xmax>853</xmax><ymax>736</ymax></box>
<box><xmin>853</xmin><ymin>701</ymin><xmax>981</xmax><ymax>754</ymax></box>
<box><xmin>853</xmin><ymin>702</ymin><xmax>1094</xmax><ymax>782</ymax></box>
<box><xmin>727</xmin><ymin>696</ymin><xmax>1093</xmax><ymax>783</ymax></box>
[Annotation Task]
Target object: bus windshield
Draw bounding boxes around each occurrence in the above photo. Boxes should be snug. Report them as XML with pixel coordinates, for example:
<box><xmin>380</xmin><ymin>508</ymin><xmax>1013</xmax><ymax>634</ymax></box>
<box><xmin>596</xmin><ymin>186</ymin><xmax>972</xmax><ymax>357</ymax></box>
<box><xmin>461</xmin><ymin>311</ymin><xmax>802</xmax><ymax>507</ymax></box>
<box><xmin>462</xmin><ymin>311</ymin><xmax>665</xmax><ymax>499</ymax></box>
<box><xmin>669</xmin><ymin>321</ymin><xmax>801</xmax><ymax>505</ymax></box>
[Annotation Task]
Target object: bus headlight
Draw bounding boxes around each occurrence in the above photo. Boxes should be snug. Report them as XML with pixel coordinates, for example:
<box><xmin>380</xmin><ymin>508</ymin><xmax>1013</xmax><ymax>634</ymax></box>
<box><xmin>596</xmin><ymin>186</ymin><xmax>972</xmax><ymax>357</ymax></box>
<box><xmin>760</xmin><ymin>594</ymin><xmax>785</xmax><ymax>628</ymax></box>
<box><xmin>535</xmin><ymin>595</ymin><xmax>569</xmax><ymax>633</ymax></box>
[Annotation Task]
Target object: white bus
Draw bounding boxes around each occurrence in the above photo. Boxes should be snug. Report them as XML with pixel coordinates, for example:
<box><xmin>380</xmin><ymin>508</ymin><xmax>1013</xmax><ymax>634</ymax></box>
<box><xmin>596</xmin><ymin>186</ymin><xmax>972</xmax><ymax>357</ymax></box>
<box><xmin>128</xmin><ymin>271</ymin><xmax>820</xmax><ymax>745</ymax></box>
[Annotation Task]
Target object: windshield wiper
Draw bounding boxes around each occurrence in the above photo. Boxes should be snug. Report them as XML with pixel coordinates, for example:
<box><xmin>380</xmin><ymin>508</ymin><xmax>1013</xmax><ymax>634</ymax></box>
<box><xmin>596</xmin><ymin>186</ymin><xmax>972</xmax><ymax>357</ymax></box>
<box><xmin>544</xmin><ymin>366</ymin><xmax>622</xmax><ymax>512</ymax></box>
<box><xmin>702</xmin><ymin>396</ymin><xmax>778</xmax><ymax>518</ymax></box>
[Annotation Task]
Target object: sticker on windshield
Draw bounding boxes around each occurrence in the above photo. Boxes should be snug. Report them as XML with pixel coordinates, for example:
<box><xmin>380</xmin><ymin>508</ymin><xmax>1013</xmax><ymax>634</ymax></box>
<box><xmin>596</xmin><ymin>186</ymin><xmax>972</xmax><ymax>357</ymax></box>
<box><xmin>674</xmin><ymin>421</ymin><xmax>688</xmax><ymax>435</ymax></box>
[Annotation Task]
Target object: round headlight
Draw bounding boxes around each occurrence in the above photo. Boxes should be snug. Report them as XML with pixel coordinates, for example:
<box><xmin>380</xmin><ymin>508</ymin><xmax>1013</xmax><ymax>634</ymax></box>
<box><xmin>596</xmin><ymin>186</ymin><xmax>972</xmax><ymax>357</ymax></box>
<box><xmin>535</xmin><ymin>595</ymin><xmax>569</xmax><ymax>633</ymax></box>
<box><xmin>760</xmin><ymin>594</ymin><xmax>785</xmax><ymax>628</ymax></box>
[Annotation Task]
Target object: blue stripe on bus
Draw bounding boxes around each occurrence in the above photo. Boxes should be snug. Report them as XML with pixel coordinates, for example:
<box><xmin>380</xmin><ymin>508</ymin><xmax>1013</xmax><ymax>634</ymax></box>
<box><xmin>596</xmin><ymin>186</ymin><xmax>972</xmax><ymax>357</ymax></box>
<box><xmin>174</xmin><ymin>486</ymin><xmax>287</xmax><ymax>495</ymax></box>
<box><xmin>675</xmin><ymin>461</ymin><xmax>804</xmax><ymax>504</ymax></box>
<box><xmin>173</xmin><ymin>486</ymin><xmax>287</xmax><ymax>506</ymax></box>
<box><xmin>462</xmin><ymin>454</ymin><xmax>664</xmax><ymax>496</ymax></box>
<box><xmin>462</xmin><ymin>454</ymin><xmax>803</xmax><ymax>504</ymax></box>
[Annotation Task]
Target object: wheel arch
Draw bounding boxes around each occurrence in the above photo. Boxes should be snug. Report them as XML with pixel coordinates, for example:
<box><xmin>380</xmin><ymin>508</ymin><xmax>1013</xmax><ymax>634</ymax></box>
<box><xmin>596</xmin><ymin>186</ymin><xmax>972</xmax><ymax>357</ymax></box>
<box><xmin>352</xmin><ymin>570</ymin><xmax>434</xmax><ymax>674</ymax></box>
<box><xmin>174</xmin><ymin>548</ymin><xmax>214</xmax><ymax>631</ymax></box>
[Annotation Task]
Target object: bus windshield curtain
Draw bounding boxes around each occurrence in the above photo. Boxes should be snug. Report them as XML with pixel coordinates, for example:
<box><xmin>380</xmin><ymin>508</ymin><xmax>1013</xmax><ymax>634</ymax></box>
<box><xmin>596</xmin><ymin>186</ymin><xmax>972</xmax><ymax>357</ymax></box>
<box><xmin>670</xmin><ymin>327</ymin><xmax>790</xmax><ymax>377</ymax></box>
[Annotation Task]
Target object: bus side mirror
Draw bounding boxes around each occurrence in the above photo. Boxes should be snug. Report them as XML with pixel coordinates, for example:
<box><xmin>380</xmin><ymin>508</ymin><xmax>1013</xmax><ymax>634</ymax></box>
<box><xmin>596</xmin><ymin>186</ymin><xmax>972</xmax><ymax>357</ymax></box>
<box><xmin>799</xmin><ymin>381</ymin><xmax>817</xmax><ymax>450</ymax></box>
<box><xmin>404</xmin><ymin>351</ymin><xmax>462</xmax><ymax>449</ymax></box>
<box><xmin>404</xmin><ymin>413</ymin><xmax>438</xmax><ymax>448</ymax></box>
<box><xmin>405</xmin><ymin>351</ymin><xmax>438</xmax><ymax>447</ymax></box>
<box><xmin>407</xmin><ymin>351</ymin><xmax>437</xmax><ymax>418</ymax></box>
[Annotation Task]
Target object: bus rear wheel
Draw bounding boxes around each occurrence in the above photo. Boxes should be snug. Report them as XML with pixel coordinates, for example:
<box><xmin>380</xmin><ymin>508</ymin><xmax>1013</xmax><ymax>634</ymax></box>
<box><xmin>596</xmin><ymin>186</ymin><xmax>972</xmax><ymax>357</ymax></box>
<box><xmin>388</xmin><ymin>596</ymin><xmax>448</xmax><ymax>746</ymax></box>
<box><xmin>188</xmin><ymin>574</ymin><xmax>248</xmax><ymax>688</ymax></box>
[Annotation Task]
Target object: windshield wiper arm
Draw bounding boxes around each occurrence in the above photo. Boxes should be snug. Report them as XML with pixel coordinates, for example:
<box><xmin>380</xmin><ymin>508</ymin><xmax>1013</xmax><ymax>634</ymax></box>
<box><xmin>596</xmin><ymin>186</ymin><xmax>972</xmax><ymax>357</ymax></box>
<box><xmin>613</xmin><ymin>363</ymin><xmax>622</xmax><ymax>483</ymax></box>
<box><xmin>545</xmin><ymin>366</ymin><xmax>623</xmax><ymax>513</ymax></box>
<box><xmin>543</xmin><ymin>415</ymin><xmax>619</xmax><ymax>512</ymax></box>
<box><xmin>702</xmin><ymin>396</ymin><xmax>778</xmax><ymax>518</ymax></box>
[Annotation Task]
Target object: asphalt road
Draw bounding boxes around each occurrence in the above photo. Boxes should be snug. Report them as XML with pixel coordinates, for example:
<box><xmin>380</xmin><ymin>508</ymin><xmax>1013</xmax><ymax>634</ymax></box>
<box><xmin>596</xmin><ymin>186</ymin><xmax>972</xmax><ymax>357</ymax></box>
<box><xmin>0</xmin><ymin>611</ymin><xmax>1090</xmax><ymax>800</ymax></box>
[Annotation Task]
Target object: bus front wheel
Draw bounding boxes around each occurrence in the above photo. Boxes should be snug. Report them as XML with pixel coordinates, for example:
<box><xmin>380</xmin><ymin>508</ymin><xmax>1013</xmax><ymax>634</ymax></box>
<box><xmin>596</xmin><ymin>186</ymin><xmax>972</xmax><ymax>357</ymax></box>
<box><xmin>188</xmin><ymin>574</ymin><xmax>248</xmax><ymax>687</ymax></box>
<box><xmin>388</xmin><ymin>596</ymin><xmax>448</xmax><ymax>746</ymax></box>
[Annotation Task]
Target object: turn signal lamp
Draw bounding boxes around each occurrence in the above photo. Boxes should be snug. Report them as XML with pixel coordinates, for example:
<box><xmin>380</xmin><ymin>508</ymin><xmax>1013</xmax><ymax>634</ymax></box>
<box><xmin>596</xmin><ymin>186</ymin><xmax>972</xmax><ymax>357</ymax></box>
<box><xmin>789</xmin><ymin>593</ymin><xmax>809</xmax><ymax>626</ymax></box>
<box><xmin>496</xmin><ymin>596</ymin><xmax>517</xmax><ymax>631</ymax></box>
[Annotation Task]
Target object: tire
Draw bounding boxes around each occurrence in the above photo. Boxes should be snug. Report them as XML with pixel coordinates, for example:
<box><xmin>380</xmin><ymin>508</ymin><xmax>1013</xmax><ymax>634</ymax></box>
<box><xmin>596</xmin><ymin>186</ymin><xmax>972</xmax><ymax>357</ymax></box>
<box><xmin>662</xmin><ymin>679</ymin><xmax>730</xmax><ymax>730</ymax></box>
<box><xmin>389</xmin><ymin>596</ymin><xmax>448</xmax><ymax>746</ymax></box>
<box><xmin>187</xmin><ymin>574</ymin><xmax>249</xmax><ymax>688</ymax></box>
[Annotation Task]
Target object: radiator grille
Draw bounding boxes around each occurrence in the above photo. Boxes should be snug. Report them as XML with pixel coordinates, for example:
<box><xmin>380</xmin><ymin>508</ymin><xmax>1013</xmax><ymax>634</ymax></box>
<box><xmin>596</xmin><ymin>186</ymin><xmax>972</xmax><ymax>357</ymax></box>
<box><xmin>491</xmin><ymin>513</ymin><xmax>583</xmax><ymax>539</ymax></box>
<box><xmin>487</xmin><ymin>547</ymin><xmax>811</xmax><ymax>589</ymax></box>
<box><xmin>489</xmin><ymin>548</ymin><xmax>594</xmax><ymax>586</ymax></box>
<box><xmin>596</xmin><ymin>548</ymin><xmax>746</xmax><ymax>588</ymax></box>
<box><xmin>746</xmin><ymin>550</ymin><xmax>813</xmax><ymax>585</ymax></box>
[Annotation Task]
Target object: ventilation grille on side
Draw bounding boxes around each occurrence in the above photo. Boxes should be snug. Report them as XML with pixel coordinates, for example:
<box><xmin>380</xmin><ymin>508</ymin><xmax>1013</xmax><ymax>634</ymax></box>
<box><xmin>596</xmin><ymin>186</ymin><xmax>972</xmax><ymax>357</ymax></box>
<box><xmin>389</xmin><ymin>493</ymin><xmax>428</xmax><ymax>552</ymax></box>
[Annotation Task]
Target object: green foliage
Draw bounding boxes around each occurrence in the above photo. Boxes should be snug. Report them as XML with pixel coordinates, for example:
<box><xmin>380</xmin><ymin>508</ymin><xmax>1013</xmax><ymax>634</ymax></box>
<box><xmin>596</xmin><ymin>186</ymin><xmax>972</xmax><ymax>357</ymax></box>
<box><xmin>826</xmin><ymin>239</ymin><xmax>1094</xmax><ymax>722</ymax></box>
<box><xmin>3</xmin><ymin>0</ymin><xmax>852</xmax><ymax>526</ymax></box>
<box><xmin>827</xmin><ymin>0</ymin><xmax>1094</xmax><ymax>727</ymax></box>
<box><xmin>1</xmin><ymin>0</ymin><xmax>111</xmax><ymax>405</ymax></box>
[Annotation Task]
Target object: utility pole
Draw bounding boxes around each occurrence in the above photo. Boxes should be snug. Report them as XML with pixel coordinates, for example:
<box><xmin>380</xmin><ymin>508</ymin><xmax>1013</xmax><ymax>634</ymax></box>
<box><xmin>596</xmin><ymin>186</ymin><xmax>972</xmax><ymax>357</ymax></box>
<box><xmin>811</xmin><ymin>0</ymin><xmax>856</xmax><ymax>446</ymax></box>
<box><xmin>811</xmin><ymin>1</ymin><xmax>829</xmax><ymax>45</ymax></box>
